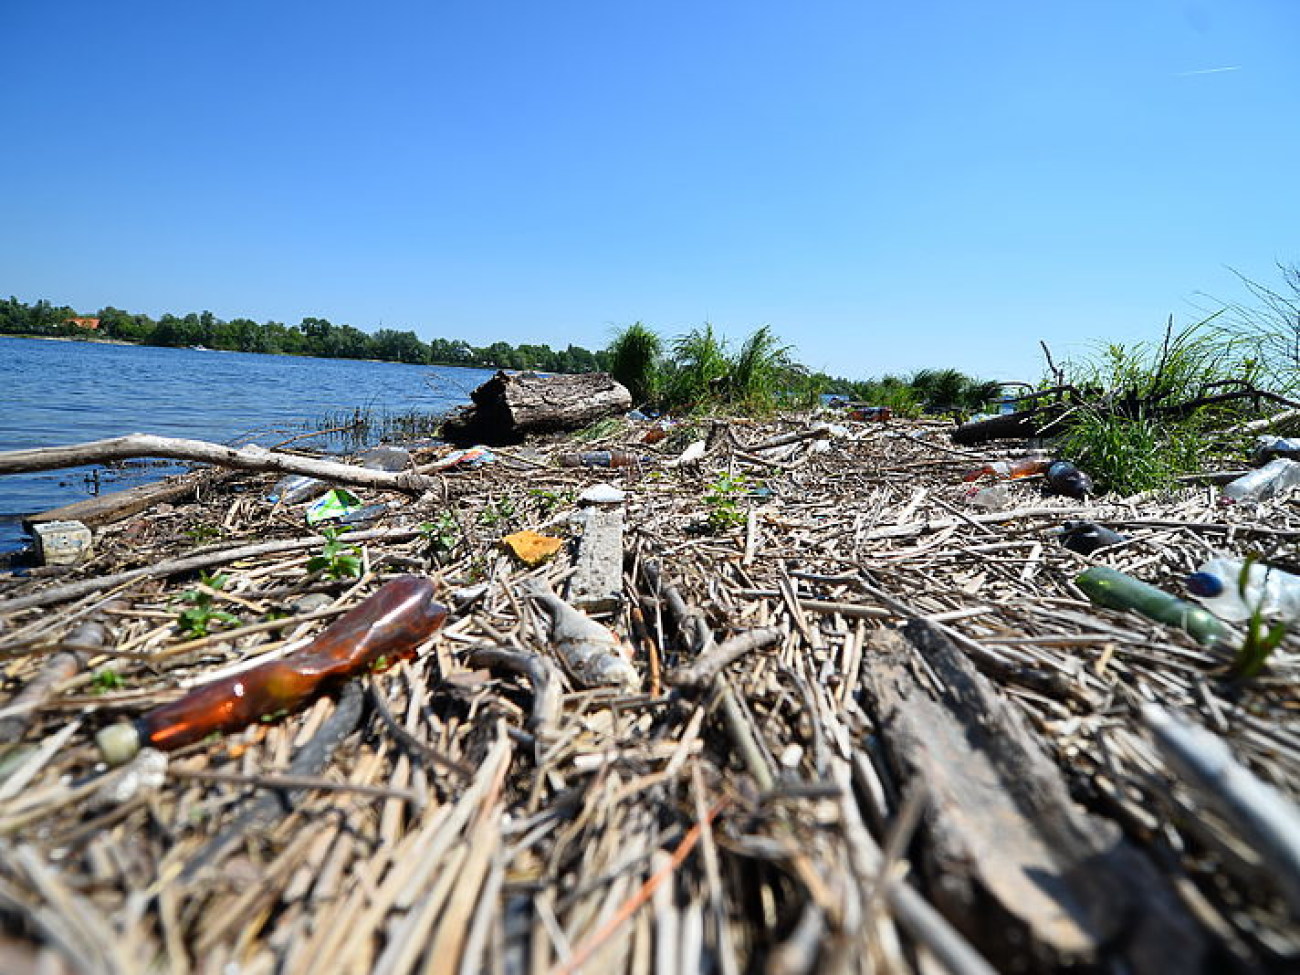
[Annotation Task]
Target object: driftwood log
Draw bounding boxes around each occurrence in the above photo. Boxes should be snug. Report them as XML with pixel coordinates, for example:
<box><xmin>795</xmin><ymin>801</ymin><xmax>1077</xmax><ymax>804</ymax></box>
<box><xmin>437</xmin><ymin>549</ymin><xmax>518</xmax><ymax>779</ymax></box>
<box><xmin>440</xmin><ymin>370</ymin><xmax>631</xmax><ymax>446</ymax></box>
<box><xmin>25</xmin><ymin>470</ymin><xmax>223</xmax><ymax>527</ymax></box>
<box><xmin>0</xmin><ymin>435</ymin><xmax>439</xmax><ymax>494</ymax></box>
<box><xmin>860</xmin><ymin>620</ymin><xmax>1207</xmax><ymax>973</ymax></box>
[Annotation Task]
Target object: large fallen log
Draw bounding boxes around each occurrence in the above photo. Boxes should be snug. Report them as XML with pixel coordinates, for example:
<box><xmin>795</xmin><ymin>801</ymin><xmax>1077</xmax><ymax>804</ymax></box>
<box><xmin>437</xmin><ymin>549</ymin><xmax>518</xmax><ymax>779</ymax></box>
<box><xmin>440</xmin><ymin>371</ymin><xmax>631</xmax><ymax>446</ymax></box>
<box><xmin>860</xmin><ymin>620</ymin><xmax>1207</xmax><ymax>973</ymax></box>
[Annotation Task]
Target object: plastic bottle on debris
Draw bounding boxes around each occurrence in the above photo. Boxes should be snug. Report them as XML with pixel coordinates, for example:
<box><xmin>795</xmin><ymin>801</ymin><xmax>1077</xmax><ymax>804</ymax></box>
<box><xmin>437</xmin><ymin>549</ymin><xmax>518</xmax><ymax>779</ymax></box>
<box><xmin>270</xmin><ymin>474</ymin><xmax>329</xmax><ymax>504</ymax></box>
<box><xmin>1058</xmin><ymin>520</ymin><xmax>1127</xmax><ymax>555</ymax></box>
<box><xmin>1076</xmin><ymin>566</ymin><xmax>1231</xmax><ymax>647</ymax></box>
<box><xmin>962</xmin><ymin>458</ymin><xmax>1051</xmax><ymax>482</ymax></box>
<box><xmin>1252</xmin><ymin>436</ymin><xmax>1300</xmax><ymax>464</ymax></box>
<box><xmin>1046</xmin><ymin>460</ymin><xmax>1094</xmax><ymax>499</ymax></box>
<box><xmin>848</xmin><ymin>406</ymin><xmax>892</xmax><ymax>422</ymax></box>
<box><xmin>555</xmin><ymin>450</ymin><xmax>642</xmax><ymax>469</ymax></box>
<box><xmin>95</xmin><ymin>576</ymin><xmax>448</xmax><ymax>765</ymax></box>
<box><xmin>268</xmin><ymin>445</ymin><xmax>411</xmax><ymax>504</ymax></box>
<box><xmin>1222</xmin><ymin>458</ymin><xmax>1300</xmax><ymax>502</ymax></box>
<box><xmin>357</xmin><ymin>445</ymin><xmax>411</xmax><ymax>472</ymax></box>
<box><xmin>1185</xmin><ymin>556</ymin><xmax>1300</xmax><ymax>623</ymax></box>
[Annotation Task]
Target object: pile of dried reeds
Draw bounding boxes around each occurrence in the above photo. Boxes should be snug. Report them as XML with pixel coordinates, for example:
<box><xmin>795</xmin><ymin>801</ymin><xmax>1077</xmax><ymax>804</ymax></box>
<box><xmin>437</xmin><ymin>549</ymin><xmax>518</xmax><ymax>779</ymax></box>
<box><xmin>1</xmin><ymin>413</ymin><xmax>1297</xmax><ymax>974</ymax></box>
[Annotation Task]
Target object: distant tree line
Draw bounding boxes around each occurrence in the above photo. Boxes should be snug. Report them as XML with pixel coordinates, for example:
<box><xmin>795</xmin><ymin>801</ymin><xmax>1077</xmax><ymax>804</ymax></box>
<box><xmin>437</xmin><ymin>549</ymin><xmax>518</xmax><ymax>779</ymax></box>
<box><xmin>0</xmin><ymin>297</ymin><xmax>612</xmax><ymax>374</ymax></box>
<box><xmin>2</xmin><ymin>296</ymin><xmax>1014</xmax><ymax>417</ymax></box>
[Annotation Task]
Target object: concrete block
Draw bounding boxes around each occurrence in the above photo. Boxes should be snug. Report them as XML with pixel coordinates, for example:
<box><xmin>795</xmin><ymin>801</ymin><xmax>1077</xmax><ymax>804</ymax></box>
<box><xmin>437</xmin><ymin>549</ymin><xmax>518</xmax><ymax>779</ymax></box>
<box><xmin>566</xmin><ymin>504</ymin><xmax>624</xmax><ymax>615</ymax></box>
<box><xmin>31</xmin><ymin>520</ymin><xmax>94</xmax><ymax>566</ymax></box>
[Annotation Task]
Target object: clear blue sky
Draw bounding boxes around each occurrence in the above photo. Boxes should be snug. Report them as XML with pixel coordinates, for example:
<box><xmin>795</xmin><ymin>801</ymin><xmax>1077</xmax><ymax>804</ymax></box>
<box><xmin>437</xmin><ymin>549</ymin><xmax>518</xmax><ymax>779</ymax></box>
<box><xmin>2</xmin><ymin>1</ymin><xmax>1296</xmax><ymax>382</ymax></box>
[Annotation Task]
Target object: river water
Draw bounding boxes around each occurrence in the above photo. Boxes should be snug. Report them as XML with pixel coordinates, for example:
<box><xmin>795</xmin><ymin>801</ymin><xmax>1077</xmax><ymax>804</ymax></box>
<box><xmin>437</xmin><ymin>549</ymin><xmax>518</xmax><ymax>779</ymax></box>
<box><xmin>0</xmin><ymin>336</ymin><xmax>496</xmax><ymax>556</ymax></box>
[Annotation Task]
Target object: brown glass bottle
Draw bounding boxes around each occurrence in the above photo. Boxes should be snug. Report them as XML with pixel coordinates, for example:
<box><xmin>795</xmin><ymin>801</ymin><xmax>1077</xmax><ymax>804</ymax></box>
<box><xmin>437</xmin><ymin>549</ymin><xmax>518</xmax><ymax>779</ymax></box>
<box><xmin>136</xmin><ymin>576</ymin><xmax>446</xmax><ymax>753</ymax></box>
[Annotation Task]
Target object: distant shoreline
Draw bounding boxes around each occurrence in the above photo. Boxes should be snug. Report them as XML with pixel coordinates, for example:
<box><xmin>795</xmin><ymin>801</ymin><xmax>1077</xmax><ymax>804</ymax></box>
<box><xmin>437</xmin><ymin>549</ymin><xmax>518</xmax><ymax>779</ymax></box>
<box><xmin>1</xmin><ymin>332</ymin><xmax>135</xmax><ymax>347</ymax></box>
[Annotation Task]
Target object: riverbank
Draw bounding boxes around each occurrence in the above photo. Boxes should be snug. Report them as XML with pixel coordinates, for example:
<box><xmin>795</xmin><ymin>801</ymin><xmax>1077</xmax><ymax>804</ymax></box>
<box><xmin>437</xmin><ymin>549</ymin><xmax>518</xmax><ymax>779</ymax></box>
<box><xmin>0</xmin><ymin>410</ymin><xmax>1297</xmax><ymax>971</ymax></box>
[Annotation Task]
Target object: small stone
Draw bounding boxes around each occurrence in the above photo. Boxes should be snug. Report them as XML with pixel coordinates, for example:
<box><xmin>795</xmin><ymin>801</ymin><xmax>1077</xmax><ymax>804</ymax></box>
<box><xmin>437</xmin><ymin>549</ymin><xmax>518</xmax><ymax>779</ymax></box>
<box><xmin>579</xmin><ymin>483</ymin><xmax>625</xmax><ymax>505</ymax></box>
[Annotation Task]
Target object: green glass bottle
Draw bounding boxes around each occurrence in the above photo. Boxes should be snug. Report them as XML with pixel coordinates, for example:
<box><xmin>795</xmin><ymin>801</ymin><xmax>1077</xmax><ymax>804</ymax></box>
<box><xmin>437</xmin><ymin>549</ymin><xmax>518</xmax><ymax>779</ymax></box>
<box><xmin>1076</xmin><ymin>566</ymin><xmax>1233</xmax><ymax>647</ymax></box>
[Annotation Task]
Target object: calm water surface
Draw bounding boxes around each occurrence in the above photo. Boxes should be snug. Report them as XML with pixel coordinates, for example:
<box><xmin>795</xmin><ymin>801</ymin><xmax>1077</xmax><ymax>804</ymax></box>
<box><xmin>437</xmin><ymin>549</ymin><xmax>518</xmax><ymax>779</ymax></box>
<box><xmin>0</xmin><ymin>337</ymin><xmax>494</xmax><ymax>554</ymax></box>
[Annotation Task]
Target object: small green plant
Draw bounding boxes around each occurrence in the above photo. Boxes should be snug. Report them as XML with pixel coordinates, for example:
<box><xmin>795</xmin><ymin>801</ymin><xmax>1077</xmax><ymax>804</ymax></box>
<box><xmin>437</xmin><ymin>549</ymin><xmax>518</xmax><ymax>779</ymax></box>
<box><xmin>418</xmin><ymin>513</ymin><xmax>461</xmax><ymax>557</ymax></box>
<box><xmin>529</xmin><ymin>487</ymin><xmax>574</xmax><ymax>516</ymax></box>
<box><xmin>175</xmin><ymin>572</ymin><xmax>240</xmax><ymax>637</ymax></box>
<box><xmin>703</xmin><ymin>472</ymin><xmax>751</xmax><ymax>533</ymax></box>
<box><xmin>1232</xmin><ymin>556</ymin><xmax>1289</xmax><ymax>679</ymax></box>
<box><xmin>478</xmin><ymin>496</ymin><xmax>518</xmax><ymax>529</ymax></box>
<box><xmin>308</xmin><ymin>527</ymin><xmax>362</xmax><ymax>579</ymax></box>
<box><xmin>90</xmin><ymin>668</ymin><xmax>126</xmax><ymax>694</ymax></box>
<box><xmin>185</xmin><ymin>523</ymin><xmax>222</xmax><ymax>546</ymax></box>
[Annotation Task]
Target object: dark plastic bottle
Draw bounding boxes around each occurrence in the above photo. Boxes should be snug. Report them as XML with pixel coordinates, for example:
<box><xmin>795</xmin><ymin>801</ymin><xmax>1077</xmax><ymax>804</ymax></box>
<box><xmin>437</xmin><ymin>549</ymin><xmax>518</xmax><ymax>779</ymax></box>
<box><xmin>97</xmin><ymin>576</ymin><xmax>447</xmax><ymax>763</ymax></box>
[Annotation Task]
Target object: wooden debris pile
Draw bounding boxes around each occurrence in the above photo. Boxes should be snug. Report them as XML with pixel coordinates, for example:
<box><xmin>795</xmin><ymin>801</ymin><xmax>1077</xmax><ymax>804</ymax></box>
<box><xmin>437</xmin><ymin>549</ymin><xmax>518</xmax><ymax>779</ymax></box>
<box><xmin>1</xmin><ymin>412</ymin><xmax>1298</xmax><ymax>973</ymax></box>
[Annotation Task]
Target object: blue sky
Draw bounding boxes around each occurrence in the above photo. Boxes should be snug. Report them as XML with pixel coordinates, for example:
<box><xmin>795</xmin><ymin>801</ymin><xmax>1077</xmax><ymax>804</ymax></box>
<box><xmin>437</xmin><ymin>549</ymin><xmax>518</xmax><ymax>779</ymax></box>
<box><xmin>2</xmin><ymin>1</ymin><xmax>1296</xmax><ymax>382</ymax></box>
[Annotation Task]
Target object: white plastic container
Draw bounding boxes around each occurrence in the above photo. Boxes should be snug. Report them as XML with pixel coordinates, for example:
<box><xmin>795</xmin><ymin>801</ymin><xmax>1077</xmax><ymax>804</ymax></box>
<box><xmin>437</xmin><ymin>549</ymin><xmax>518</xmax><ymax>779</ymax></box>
<box><xmin>1222</xmin><ymin>458</ymin><xmax>1300</xmax><ymax>502</ymax></box>
<box><xmin>1186</xmin><ymin>556</ymin><xmax>1300</xmax><ymax>622</ymax></box>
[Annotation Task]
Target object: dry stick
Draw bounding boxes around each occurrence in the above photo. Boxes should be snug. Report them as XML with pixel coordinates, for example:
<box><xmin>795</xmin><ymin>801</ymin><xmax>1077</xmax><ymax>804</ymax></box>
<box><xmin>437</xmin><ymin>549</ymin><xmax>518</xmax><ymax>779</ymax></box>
<box><xmin>746</xmin><ymin>425</ymin><xmax>835</xmax><ymax>453</ymax></box>
<box><xmin>0</xmin><ymin>526</ymin><xmax>421</xmax><ymax>614</ymax></box>
<box><xmin>838</xmin><ymin>757</ymin><xmax>999</xmax><ymax>975</ymax></box>
<box><xmin>0</xmin><ymin>433</ymin><xmax>439</xmax><ymax>492</ymax></box>
<box><xmin>166</xmin><ymin>767</ymin><xmax>423</xmax><ymax>805</ymax></box>
<box><xmin>855</xmin><ymin>577</ymin><xmax>1092</xmax><ymax>707</ymax></box>
<box><xmin>666</xmin><ymin>626</ymin><xmax>783</xmax><ymax>689</ymax></box>
<box><xmin>550</xmin><ymin>799</ymin><xmax>728</xmax><ymax>975</ymax></box>
<box><xmin>641</xmin><ymin>559</ymin><xmax>777</xmax><ymax>789</ymax></box>
<box><xmin>860</xmin><ymin>503</ymin><xmax>1093</xmax><ymax>542</ymax></box>
<box><xmin>368</xmin><ymin>680</ymin><xmax>476</xmax><ymax>780</ymax></box>
<box><xmin>0</xmin><ymin>618</ymin><xmax>108</xmax><ymax>742</ymax></box>
<box><xmin>466</xmin><ymin>644</ymin><xmax>562</xmax><ymax>738</ymax></box>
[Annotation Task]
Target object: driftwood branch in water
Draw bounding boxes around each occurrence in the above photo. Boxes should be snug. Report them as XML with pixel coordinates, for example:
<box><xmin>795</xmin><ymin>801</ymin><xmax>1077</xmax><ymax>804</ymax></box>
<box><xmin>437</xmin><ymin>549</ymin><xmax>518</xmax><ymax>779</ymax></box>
<box><xmin>0</xmin><ymin>434</ymin><xmax>439</xmax><ymax>494</ymax></box>
<box><xmin>26</xmin><ymin>470</ymin><xmax>225</xmax><ymax>527</ymax></box>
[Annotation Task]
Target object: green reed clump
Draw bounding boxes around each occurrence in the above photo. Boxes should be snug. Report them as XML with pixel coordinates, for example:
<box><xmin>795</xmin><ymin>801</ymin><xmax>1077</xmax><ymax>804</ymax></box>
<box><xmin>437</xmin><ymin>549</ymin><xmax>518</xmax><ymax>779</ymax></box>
<box><xmin>608</xmin><ymin>321</ymin><xmax>663</xmax><ymax>407</ymax></box>
<box><xmin>1056</xmin><ymin>314</ymin><xmax>1269</xmax><ymax>494</ymax></box>
<box><xmin>607</xmin><ymin>321</ymin><xmax>813</xmax><ymax>416</ymax></box>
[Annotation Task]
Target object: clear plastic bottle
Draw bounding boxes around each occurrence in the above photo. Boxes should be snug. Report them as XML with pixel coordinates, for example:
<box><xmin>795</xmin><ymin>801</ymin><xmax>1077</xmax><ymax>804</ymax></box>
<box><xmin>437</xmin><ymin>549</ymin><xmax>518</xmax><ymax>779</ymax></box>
<box><xmin>1252</xmin><ymin>435</ymin><xmax>1300</xmax><ymax>464</ymax></box>
<box><xmin>1222</xmin><ymin>458</ymin><xmax>1300</xmax><ymax>502</ymax></box>
<box><xmin>1185</xmin><ymin>556</ymin><xmax>1300</xmax><ymax>623</ymax></box>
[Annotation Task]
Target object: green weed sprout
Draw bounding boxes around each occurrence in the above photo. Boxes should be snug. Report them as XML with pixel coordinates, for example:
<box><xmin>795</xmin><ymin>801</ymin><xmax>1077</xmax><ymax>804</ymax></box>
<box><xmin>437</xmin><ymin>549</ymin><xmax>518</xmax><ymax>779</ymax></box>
<box><xmin>184</xmin><ymin>523</ymin><xmax>222</xmax><ymax>546</ymax></box>
<box><xmin>704</xmin><ymin>473</ymin><xmax>751</xmax><ymax>533</ymax></box>
<box><xmin>417</xmin><ymin>513</ymin><xmax>460</xmax><ymax>557</ymax></box>
<box><xmin>308</xmin><ymin>527</ymin><xmax>362</xmax><ymax>579</ymax></box>
<box><xmin>478</xmin><ymin>496</ymin><xmax>518</xmax><ymax>529</ymax></box>
<box><xmin>91</xmin><ymin>668</ymin><xmax>126</xmax><ymax>694</ymax></box>
<box><xmin>1232</xmin><ymin>556</ymin><xmax>1289</xmax><ymax>680</ymax></box>
<box><xmin>175</xmin><ymin>571</ymin><xmax>240</xmax><ymax>637</ymax></box>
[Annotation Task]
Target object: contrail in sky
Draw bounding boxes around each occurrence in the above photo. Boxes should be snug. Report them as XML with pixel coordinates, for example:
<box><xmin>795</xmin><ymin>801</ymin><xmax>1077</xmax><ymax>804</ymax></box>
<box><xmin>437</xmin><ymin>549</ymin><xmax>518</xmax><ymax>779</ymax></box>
<box><xmin>1175</xmin><ymin>66</ymin><xmax>1242</xmax><ymax>76</ymax></box>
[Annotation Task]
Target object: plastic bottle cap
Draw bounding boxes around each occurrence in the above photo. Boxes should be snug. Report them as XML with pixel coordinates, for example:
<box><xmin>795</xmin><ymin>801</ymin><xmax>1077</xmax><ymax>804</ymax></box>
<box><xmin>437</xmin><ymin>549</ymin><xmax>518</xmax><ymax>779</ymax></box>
<box><xmin>1185</xmin><ymin>572</ymin><xmax>1225</xmax><ymax>598</ymax></box>
<box><xmin>96</xmin><ymin>722</ymin><xmax>143</xmax><ymax>766</ymax></box>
